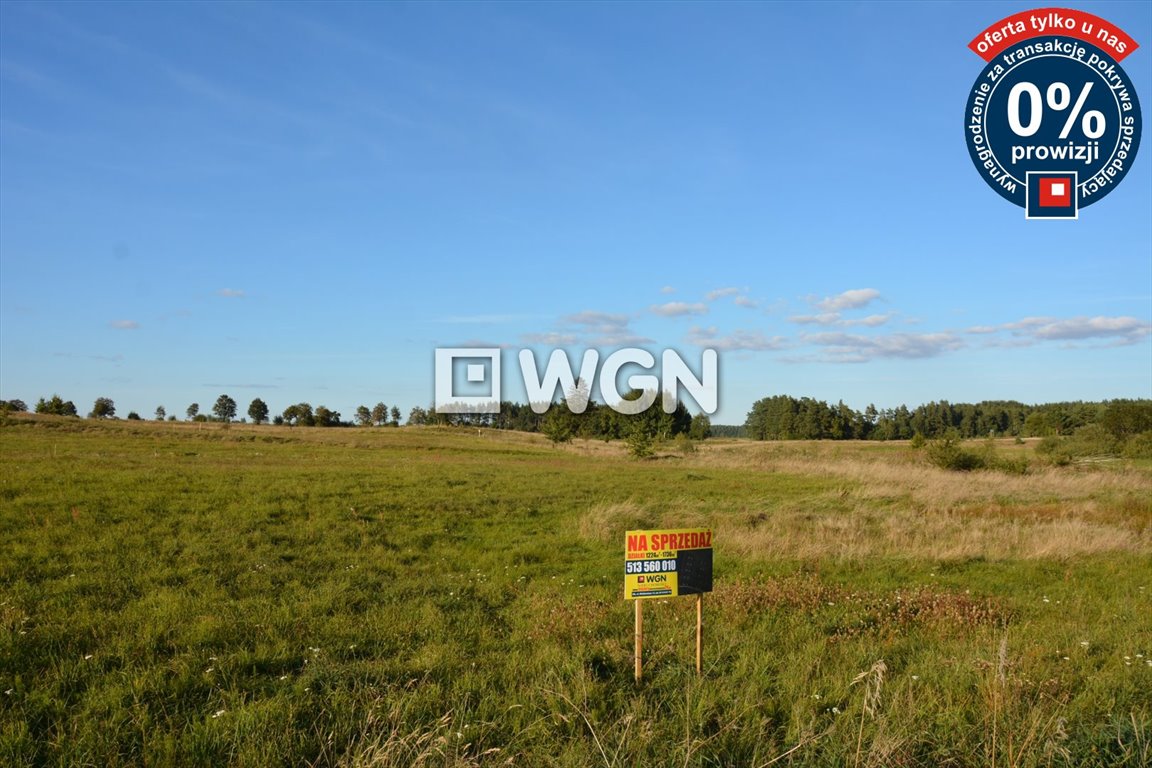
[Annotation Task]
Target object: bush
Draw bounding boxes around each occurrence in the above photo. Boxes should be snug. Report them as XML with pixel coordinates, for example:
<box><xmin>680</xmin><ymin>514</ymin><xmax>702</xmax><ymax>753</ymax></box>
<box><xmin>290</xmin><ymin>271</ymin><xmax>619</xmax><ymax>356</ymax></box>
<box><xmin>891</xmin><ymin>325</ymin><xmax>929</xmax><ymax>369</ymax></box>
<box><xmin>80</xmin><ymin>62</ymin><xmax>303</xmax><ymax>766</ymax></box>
<box><xmin>626</xmin><ymin>425</ymin><xmax>654</xmax><ymax>459</ymax></box>
<box><xmin>928</xmin><ymin>437</ymin><xmax>1030</xmax><ymax>473</ymax></box>
<box><xmin>926</xmin><ymin>436</ymin><xmax>985</xmax><ymax>471</ymax></box>
<box><xmin>1035</xmin><ymin>424</ymin><xmax>1128</xmax><ymax>465</ymax></box>
<box><xmin>1122</xmin><ymin>432</ymin><xmax>1152</xmax><ymax>459</ymax></box>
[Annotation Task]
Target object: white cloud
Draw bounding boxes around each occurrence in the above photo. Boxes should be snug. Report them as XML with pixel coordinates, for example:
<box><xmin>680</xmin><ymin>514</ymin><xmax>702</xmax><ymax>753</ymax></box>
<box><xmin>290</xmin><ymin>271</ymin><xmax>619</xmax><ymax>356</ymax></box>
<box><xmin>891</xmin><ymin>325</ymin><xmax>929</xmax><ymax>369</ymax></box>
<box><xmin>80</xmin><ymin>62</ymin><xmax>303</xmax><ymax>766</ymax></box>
<box><xmin>1026</xmin><ymin>316</ymin><xmax>1149</xmax><ymax>342</ymax></box>
<box><xmin>217</xmin><ymin>288</ymin><xmax>245</xmax><ymax>298</ymax></box>
<box><xmin>814</xmin><ymin>288</ymin><xmax>881</xmax><ymax>312</ymax></box>
<box><xmin>790</xmin><ymin>312</ymin><xmax>892</xmax><ymax>328</ymax></box>
<box><xmin>705</xmin><ymin>287</ymin><xmax>741</xmax><ymax>302</ymax></box>
<box><xmin>855</xmin><ymin>314</ymin><xmax>893</xmax><ymax>327</ymax></box>
<box><xmin>650</xmin><ymin>301</ymin><xmax>708</xmax><ymax>317</ymax></box>
<box><xmin>968</xmin><ymin>315</ymin><xmax>1151</xmax><ymax>346</ymax></box>
<box><xmin>453</xmin><ymin>338</ymin><xmax>517</xmax><ymax>350</ymax></box>
<box><xmin>734</xmin><ymin>296</ymin><xmax>759</xmax><ymax>309</ymax></box>
<box><xmin>790</xmin><ymin>312</ymin><xmax>842</xmax><ymax>326</ymax></box>
<box><xmin>562</xmin><ymin>311</ymin><xmax>632</xmax><ymax>335</ymax></box>
<box><xmin>686</xmin><ymin>326</ymin><xmax>788</xmax><ymax>351</ymax></box>
<box><xmin>110</xmin><ymin>319</ymin><xmax>139</xmax><ymax>330</ymax></box>
<box><xmin>557</xmin><ymin>311</ymin><xmax>653</xmax><ymax>347</ymax></box>
<box><xmin>660</xmin><ymin>285</ymin><xmax>676</xmax><ymax>294</ymax></box>
<box><xmin>521</xmin><ymin>332</ymin><xmax>579</xmax><ymax>346</ymax></box>
<box><xmin>803</xmin><ymin>331</ymin><xmax>963</xmax><ymax>362</ymax></box>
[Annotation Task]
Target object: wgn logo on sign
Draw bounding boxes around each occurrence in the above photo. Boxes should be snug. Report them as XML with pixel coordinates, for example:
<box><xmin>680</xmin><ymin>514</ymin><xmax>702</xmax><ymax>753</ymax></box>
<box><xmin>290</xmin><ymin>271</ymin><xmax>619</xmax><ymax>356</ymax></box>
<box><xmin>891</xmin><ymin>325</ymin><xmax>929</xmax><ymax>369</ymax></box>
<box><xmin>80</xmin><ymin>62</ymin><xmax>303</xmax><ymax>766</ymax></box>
<box><xmin>434</xmin><ymin>347</ymin><xmax>718</xmax><ymax>415</ymax></box>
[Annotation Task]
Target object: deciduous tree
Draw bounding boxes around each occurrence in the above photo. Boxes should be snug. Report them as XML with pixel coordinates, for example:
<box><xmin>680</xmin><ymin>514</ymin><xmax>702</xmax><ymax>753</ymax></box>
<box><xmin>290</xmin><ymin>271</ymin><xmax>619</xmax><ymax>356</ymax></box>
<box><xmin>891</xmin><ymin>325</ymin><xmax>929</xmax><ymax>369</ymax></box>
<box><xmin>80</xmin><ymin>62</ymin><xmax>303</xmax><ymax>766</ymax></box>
<box><xmin>89</xmin><ymin>397</ymin><xmax>115</xmax><ymax>419</ymax></box>
<box><xmin>248</xmin><ymin>398</ymin><xmax>269</xmax><ymax>425</ymax></box>
<box><xmin>355</xmin><ymin>405</ymin><xmax>372</xmax><ymax>427</ymax></box>
<box><xmin>212</xmin><ymin>394</ymin><xmax>237</xmax><ymax>423</ymax></box>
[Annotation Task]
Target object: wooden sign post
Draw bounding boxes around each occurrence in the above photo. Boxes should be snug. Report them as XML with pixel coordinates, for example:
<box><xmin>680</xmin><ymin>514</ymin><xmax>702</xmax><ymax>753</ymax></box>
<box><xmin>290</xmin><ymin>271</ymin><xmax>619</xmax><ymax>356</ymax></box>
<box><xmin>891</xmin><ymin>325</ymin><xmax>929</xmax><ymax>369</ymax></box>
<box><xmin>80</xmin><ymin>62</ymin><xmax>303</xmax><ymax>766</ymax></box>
<box><xmin>625</xmin><ymin>528</ymin><xmax>713</xmax><ymax>683</ymax></box>
<box><xmin>696</xmin><ymin>592</ymin><xmax>703</xmax><ymax>676</ymax></box>
<box><xmin>634</xmin><ymin>599</ymin><xmax>643</xmax><ymax>683</ymax></box>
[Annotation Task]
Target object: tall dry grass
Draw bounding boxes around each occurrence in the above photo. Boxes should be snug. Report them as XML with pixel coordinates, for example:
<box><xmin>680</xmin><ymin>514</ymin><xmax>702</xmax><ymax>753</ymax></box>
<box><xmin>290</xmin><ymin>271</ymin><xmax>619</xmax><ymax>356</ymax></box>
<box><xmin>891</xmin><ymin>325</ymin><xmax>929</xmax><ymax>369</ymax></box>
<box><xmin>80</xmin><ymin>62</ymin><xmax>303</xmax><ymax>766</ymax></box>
<box><xmin>580</xmin><ymin>441</ymin><xmax>1152</xmax><ymax>561</ymax></box>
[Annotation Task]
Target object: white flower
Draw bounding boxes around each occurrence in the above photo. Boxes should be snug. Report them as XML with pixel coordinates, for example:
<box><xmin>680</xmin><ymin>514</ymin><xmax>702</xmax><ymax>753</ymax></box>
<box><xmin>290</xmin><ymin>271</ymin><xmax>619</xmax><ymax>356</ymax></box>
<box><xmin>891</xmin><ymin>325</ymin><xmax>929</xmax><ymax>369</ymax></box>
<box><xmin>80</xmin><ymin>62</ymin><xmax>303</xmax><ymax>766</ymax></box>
<box><xmin>212</xmin><ymin>710</ymin><xmax>225</xmax><ymax>718</ymax></box>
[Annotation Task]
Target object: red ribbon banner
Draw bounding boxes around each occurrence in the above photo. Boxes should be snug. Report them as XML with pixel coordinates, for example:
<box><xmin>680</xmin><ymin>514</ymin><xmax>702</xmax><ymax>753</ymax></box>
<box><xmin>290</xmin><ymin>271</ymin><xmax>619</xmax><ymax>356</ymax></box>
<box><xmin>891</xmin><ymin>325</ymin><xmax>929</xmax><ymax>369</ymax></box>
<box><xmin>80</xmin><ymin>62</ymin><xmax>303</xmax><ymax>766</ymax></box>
<box><xmin>968</xmin><ymin>7</ymin><xmax>1138</xmax><ymax>63</ymax></box>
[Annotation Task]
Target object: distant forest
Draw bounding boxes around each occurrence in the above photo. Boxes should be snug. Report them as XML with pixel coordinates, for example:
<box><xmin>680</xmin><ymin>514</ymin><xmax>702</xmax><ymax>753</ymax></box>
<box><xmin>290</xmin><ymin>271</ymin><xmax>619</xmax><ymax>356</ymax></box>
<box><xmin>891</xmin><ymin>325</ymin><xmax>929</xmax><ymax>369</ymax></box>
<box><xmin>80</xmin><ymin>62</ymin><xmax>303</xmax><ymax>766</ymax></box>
<box><xmin>4</xmin><ymin>393</ymin><xmax>1151</xmax><ymax>446</ymax></box>
<box><xmin>739</xmin><ymin>395</ymin><xmax>1152</xmax><ymax>442</ymax></box>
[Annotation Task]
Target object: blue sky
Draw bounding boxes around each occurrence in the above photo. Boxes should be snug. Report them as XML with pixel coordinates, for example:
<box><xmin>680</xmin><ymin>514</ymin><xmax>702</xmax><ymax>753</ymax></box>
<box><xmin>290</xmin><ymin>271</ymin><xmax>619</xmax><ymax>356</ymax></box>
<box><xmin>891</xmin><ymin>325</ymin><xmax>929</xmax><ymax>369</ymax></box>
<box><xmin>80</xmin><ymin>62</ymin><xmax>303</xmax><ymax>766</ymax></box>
<box><xmin>1</xmin><ymin>1</ymin><xmax>1149</xmax><ymax>424</ymax></box>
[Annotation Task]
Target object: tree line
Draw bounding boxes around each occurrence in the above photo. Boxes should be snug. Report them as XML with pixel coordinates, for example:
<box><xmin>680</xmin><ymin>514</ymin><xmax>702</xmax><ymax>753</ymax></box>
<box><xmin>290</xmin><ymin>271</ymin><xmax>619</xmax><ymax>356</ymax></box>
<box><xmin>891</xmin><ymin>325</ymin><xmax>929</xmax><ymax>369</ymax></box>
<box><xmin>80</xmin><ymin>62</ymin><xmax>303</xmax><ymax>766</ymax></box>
<box><xmin>7</xmin><ymin>392</ymin><xmax>1149</xmax><ymax>450</ymax></box>
<box><xmin>0</xmin><ymin>394</ymin><xmax>403</xmax><ymax>429</ymax></box>
<box><xmin>406</xmin><ymin>387</ymin><xmax>712</xmax><ymax>456</ymax></box>
<box><xmin>1</xmin><ymin>387</ymin><xmax>712</xmax><ymax>457</ymax></box>
<box><xmin>743</xmin><ymin>394</ymin><xmax>1152</xmax><ymax>441</ymax></box>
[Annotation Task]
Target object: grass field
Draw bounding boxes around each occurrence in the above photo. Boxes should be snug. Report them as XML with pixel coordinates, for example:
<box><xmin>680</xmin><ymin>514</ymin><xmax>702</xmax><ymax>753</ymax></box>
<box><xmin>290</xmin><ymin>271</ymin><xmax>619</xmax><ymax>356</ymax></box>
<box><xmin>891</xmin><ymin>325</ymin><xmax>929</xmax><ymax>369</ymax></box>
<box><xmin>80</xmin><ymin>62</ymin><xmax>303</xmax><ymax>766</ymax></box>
<box><xmin>2</xmin><ymin>415</ymin><xmax>1150</xmax><ymax>767</ymax></box>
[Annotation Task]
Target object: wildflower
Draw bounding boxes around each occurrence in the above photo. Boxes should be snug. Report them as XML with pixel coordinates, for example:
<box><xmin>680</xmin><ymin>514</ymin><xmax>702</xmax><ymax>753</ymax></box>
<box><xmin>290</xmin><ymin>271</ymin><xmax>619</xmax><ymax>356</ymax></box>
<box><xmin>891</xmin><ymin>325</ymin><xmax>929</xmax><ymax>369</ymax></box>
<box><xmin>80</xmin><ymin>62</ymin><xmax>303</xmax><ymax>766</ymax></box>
<box><xmin>4</xmin><ymin>689</ymin><xmax>12</xmax><ymax>695</ymax></box>
<box><xmin>212</xmin><ymin>710</ymin><xmax>225</xmax><ymax>718</ymax></box>
<box><xmin>83</xmin><ymin>654</ymin><xmax>93</xmax><ymax>660</ymax></box>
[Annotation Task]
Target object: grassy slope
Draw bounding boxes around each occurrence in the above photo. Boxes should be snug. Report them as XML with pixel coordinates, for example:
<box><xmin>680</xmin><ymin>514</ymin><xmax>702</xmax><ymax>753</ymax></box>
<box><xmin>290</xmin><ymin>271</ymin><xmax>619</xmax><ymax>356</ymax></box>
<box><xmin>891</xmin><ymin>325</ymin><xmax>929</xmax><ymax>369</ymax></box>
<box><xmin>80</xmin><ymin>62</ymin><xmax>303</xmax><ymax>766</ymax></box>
<box><xmin>1</xmin><ymin>415</ymin><xmax>1149</xmax><ymax>767</ymax></box>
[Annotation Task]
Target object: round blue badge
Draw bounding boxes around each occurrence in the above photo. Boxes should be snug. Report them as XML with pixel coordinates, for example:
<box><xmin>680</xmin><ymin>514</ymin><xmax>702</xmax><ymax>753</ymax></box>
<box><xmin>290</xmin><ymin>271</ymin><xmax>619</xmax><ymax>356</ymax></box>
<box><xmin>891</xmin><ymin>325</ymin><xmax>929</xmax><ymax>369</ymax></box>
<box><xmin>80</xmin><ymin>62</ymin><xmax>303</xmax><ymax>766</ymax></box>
<box><xmin>965</xmin><ymin>37</ymin><xmax>1141</xmax><ymax>216</ymax></box>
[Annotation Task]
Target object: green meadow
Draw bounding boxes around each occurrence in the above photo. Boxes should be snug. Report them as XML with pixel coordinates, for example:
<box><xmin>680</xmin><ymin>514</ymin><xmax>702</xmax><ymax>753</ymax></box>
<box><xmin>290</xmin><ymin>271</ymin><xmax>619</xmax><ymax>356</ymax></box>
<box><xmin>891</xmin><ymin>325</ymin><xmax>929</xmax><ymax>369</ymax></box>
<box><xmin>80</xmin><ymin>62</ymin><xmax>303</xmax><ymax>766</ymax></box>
<box><xmin>1</xmin><ymin>415</ymin><xmax>1150</xmax><ymax>767</ymax></box>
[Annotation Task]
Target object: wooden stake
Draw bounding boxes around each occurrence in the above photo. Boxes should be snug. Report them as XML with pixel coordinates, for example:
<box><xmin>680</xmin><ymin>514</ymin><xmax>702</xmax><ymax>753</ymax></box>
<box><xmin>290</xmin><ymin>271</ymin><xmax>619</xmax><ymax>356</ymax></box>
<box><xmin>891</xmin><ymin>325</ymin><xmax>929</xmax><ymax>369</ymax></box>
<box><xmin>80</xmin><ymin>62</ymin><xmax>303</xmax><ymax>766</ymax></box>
<box><xmin>695</xmin><ymin>593</ymin><xmax>703</xmax><ymax>676</ymax></box>
<box><xmin>634</xmin><ymin>599</ymin><xmax>643</xmax><ymax>683</ymax></box>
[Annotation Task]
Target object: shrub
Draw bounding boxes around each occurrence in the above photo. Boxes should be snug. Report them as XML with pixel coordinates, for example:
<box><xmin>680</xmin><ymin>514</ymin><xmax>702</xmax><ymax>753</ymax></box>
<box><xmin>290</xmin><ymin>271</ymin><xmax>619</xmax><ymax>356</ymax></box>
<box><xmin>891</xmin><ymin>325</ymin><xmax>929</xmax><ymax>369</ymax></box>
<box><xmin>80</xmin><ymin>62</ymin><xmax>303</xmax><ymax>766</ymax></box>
<box><xmin>926</xmin><ymin>436</ymin><xmax>985</xmax><ymax>471</ymax></box>
<box><xmin>1122</xmin><ymin>432</ymin><xmax>1152</xmax><ymax>459</ymax></box>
